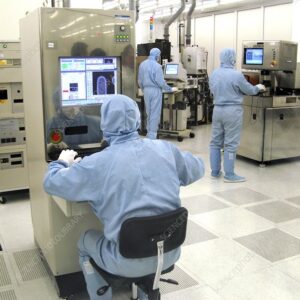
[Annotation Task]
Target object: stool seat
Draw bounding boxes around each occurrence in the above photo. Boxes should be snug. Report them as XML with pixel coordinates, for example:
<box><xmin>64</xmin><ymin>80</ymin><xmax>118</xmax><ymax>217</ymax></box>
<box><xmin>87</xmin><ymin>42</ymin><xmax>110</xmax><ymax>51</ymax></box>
<box><xmin>89</xmin><ymin>207</ymin><xmax>188</xmax><ymax>300</ymax></box>
<box><xmin>90</xmin><ymin>258</ymin><xmax>174</xmax><ymax>283</ymax></box>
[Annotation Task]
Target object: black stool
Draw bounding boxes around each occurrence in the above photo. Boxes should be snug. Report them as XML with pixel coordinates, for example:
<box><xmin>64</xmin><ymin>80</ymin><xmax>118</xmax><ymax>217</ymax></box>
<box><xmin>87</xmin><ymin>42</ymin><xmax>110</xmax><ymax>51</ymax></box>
<box><xmin>90</xmin><ymin>207</ymin><xmax>188</xmax><ymax>300</ymax></box>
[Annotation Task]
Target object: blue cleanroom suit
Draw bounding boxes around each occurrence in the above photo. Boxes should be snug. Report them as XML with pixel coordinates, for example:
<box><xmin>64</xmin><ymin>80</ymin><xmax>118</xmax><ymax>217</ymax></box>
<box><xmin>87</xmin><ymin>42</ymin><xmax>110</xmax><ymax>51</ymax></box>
<box><xmin>43</xmin><ymin>94</ymin><xmax>205</xmax><ymax>299</ymax></box>
<box><xmin>138</xmin><ymin>48</ymin><xmax>172</xmax><ymax>139</ymax></box>
<box><xmin>209</xmin><ymin>48</ymin><xmax>260</xmax><ymax>182</ymax></box>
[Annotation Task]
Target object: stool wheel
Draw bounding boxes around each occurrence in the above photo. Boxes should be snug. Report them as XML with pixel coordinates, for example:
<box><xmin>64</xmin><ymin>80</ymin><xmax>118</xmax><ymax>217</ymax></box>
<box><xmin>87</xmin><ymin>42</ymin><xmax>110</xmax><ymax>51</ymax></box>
<box><xmin>97</xmin><ymin>285</ymin><xmax>110</xmax><ymax>296</ymax></box>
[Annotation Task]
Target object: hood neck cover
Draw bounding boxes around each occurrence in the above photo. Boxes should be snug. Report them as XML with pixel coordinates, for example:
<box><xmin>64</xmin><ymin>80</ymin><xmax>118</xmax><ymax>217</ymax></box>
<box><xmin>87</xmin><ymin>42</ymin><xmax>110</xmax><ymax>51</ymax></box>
<box><xmin>149</xmin><ymin>47</ymin><xmax>161</xmax><ymax>61</ymax></box>
<box><xmin>220</xmin><ymin>48</ymin><xmax>236</xmax><ymax>68</ymax></box>
<box><xmin>100</xmin><ymin>95</ymin><xmax>140</xmax><ymax>145</ymax></box>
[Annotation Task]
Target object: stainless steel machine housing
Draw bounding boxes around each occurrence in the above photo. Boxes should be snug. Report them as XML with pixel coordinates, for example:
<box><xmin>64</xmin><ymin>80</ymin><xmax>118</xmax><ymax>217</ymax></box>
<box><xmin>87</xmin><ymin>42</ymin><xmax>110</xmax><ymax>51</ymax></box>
<box><xmin>242</xmin><ymin>40</ymin><xmax>297</xmax><ymax>71</ymax></box>
<box><xmin>238</xmin><ymin>95</ymin><xmax>300</xmax><ymax>162</ymax></box>
<box><xmin>20</xmin><ymin>7</ymin><xmax>135</xmax><ymax>297</ymax></box>
<box><xmin>239</xmin><ymin>40</ymin><xmax>300</xmax><ymax>163</ymax></box>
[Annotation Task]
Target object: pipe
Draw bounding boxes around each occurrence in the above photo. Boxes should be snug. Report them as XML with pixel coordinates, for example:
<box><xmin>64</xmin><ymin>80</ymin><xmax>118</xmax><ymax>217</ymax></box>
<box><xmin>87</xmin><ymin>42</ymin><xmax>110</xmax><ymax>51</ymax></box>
<box><xmin>136</xmin><ymin>0</ymin><xmax>139</xmax><ymax>22</ymax></box>
<box><xmin>63</xmin><ymin>0</ymin><xmax>70</xmax><ymax>7</ymax></box>
<box><xmin>53</xmin><ymin>0</ymin><xmax>70</xmax><ymax>7</ymax></box>
<box><xmin>129</xmin><ymin>0</ymin><xmax>135</xmax><ymax>10</ymax></box>
<box><xmin>179</xmin><ymin>23</ymin><xmax>185</xmax><ymax>52</ymax></box>
<box><xmin>186</xmin><ymin>0</ymin><xmax>196</xmax><ymax>45</ymax></box>
<box><xmin>163</xmin><ymin>0</ymin><xmax>185</xmax><ymax>41</ymax></box>
<box><xmin>129</xmin><ymin>0</ymin><xmax>139</xmax><ymax>22</ymax></box>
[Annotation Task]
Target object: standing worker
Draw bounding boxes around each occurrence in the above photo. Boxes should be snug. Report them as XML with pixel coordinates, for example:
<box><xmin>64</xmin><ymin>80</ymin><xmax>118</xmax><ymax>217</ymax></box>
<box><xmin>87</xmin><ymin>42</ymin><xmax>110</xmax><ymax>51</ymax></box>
<box><xmin>43</xmin><ymin>94</ymin><xmax>205</xmax><ymax>300</ymax></box>
<box><xmin>209</xmin><ymin>48</ymin><xmax>265</xmax><ymax>183</ymax></box>
<box><xmin>138</xmin><ymin>48</ymin><xmax>173</xmax><ymax>139</ymax></box>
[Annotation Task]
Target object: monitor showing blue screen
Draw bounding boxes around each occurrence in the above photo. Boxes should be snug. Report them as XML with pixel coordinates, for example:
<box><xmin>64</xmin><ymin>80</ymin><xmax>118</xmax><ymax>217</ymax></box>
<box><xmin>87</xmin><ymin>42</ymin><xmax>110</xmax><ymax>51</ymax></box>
<box><xmin>59</xmin><ymin>57</ymin><xmax>120</xmax><ymax>106</ymax></box>
<box><xmin>244</xmin><ymin>48</ymin><xmax>263</xmax><ymax>65</ymax></box>
<box><xmin>165</xmin><ymin>64</ymin><xmax>179</xmax><ymax>75</ymax></box>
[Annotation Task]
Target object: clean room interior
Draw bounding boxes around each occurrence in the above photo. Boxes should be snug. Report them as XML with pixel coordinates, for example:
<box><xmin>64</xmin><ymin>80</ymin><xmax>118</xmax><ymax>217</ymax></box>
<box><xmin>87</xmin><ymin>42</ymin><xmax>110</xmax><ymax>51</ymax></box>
<box><xmin>1</xmin><ymin>0</ymin><xmax>300</xmax><ymax>299</ymax></box>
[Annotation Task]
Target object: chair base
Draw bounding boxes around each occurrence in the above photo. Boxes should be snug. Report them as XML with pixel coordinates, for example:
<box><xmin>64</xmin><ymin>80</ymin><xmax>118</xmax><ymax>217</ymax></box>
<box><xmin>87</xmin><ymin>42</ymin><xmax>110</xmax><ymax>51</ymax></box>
<box><xmin>90</xmin><ymin>259</ymin><xmax>173</xmax><ymax>300</ymax></box>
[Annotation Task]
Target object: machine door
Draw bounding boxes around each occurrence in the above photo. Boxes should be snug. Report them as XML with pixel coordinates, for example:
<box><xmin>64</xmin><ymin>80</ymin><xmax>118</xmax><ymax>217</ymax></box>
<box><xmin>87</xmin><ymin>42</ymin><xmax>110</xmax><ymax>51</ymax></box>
<box><xmin>238</xmin><ymin>104</ymin><xmax>265</xmax><ymax>161</ymax></box>
<box><xmin>267</xmin><ymin>107</ymin><xmax>300</xmax><ymax>160</ymax></box>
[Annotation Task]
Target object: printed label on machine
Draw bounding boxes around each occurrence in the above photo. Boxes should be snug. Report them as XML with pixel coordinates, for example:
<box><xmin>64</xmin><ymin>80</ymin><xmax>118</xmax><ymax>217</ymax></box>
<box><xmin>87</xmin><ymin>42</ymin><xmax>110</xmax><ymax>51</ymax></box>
<box><xmin>0</xmin><ymin>119</ymin><xmax>19</xmax><ymax>131</ymax></box>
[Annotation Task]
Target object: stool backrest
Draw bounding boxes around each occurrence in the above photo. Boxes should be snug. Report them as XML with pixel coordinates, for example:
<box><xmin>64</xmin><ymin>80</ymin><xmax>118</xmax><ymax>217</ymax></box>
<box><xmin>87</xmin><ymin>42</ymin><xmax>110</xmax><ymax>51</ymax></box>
<box><xmin>119</xmin><ymin>207</ymin><xmax>188</xmax><ymax>259</ymax></box>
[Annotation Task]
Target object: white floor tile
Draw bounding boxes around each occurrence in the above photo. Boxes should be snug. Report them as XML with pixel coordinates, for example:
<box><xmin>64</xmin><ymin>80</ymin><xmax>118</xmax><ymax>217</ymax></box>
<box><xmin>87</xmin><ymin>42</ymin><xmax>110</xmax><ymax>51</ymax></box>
<box><xmin>191</xmin><ymin>207</ymin><xmax>274</xmax><ymax>238</ymax></box>
<box><xmin>274</xmin><ymin>256</ymin><xmax>300</xmax><ymax>283</ymax></box>
<box><xmin>162</xmin><ymin>285</ymin><xmax>224</xmax><ymax>300</ymax></box>
<box><xmin>219</xmin><ymin>267</ymin><xmax>300</xmax><ymax>300</ymax></box>
<box><xmin>178</xmin><ymin>238</ymin><xmax>270</xmax><ymax>290</ymax></box>
<box><xmin>279</xmin><ymin>219</ymin><xmax>300</xmax><ymax>239</ymax></box>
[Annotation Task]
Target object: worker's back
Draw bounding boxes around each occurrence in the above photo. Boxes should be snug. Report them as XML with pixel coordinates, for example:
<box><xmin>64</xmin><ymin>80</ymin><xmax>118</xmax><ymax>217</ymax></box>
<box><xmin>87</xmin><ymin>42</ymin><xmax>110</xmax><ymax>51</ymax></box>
<box><xmin>138</xmin><ymin>56</ymin><xmax>162</xmax><ymax>89</ymax></box>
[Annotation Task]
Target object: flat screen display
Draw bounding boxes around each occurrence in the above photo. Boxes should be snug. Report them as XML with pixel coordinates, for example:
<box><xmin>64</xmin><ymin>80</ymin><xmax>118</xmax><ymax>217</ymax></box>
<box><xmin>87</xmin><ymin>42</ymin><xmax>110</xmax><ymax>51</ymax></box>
<box><xmin>59</xmin><ymin>57</ymin><xmax>120</xmax><ymax>106</ymax></box>
<box><xmin>244</xmin><ymin>48</ymin><xmax>263</xmax><ymax>65</ymax></box>
<box><xmin>165</xmin><ymin>64</ymin><xmax>179</xmax><ymax>75</ymax></box>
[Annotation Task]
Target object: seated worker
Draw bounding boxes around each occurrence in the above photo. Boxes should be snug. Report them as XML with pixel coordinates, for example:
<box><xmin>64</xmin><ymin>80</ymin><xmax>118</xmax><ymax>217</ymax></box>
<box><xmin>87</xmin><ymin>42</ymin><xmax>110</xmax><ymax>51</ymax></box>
<box><xmin>43</xmin><ymin>94</ymin><xmax>205</xmax><ymax>300</ymax></box>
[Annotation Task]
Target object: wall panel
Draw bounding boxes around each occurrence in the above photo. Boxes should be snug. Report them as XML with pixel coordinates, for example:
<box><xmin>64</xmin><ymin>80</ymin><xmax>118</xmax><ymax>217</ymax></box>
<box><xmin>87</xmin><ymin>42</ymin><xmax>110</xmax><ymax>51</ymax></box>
<box><xmin>264</xmin><ymin>4</ymin><xmax>292</xmax><ymax>40</ymax></box>
<box><xmin>214</xmin><ymin>12</ymin><xmax>237</xmax><ymax>69</ymax></box>
<box><xmin>194</xmin><ymin>16</ymin><xmax>214</xmax><ymax>74</ymax></box>
<box><xmin>236</xmin><ymin>8</ymin><xmax>263</xmax><ymax>69</ymax></box>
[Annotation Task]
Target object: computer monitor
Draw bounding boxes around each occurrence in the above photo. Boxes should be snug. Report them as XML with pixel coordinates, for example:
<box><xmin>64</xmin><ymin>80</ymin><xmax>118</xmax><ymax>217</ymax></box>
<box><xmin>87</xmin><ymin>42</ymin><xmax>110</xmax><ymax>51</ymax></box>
<box><xmin>59</xmin><ymin>56</ymin><xmax>120</xmax><ymax>106</ymax></box>
<box><xmin>244</xmin><ymin>48</ymin><xmax>263</xmax><ymax>65</ymax></box>
<box><xmin>165</xmin><ymin>63</ymin><xmax>179</xmax><ymax>75</ymax></box>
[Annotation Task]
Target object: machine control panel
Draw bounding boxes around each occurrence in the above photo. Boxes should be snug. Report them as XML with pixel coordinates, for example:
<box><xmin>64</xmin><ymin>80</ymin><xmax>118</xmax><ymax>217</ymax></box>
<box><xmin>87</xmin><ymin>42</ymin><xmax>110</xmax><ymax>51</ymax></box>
<box><xmin>114</xmin><ymin>25</ymin><xmax>130</xmax><ymax>43</ymax></box>
<box><xmin>242</xmin><ymin>41</ymin><xmax>297</xmax><ymax>71</ymax></box>
<box><xmin>0</xmin><ymin>118</ymin><xmax>26</xmax><ymax>146</ymax></box>
<box><xmin>272</xmin><ymin>96</ymin><xmax>300</xmax><ymax>107</ymax></box>
<box><xmin>0</xmin><ymin>151</ymin><xmax>24</xmax><ymax>169</ymax></box>
<box><xmin>0</xmin><ymin>83</ymin><xmax>24</xmax><ymax>114</ymax></box>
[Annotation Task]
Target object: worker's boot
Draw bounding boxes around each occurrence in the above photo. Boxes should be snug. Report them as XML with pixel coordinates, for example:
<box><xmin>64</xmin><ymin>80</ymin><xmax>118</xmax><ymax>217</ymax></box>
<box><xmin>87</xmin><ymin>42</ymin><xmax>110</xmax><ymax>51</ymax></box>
<box><xmin>223</xmin><ymin>151</ymin><xmax>245</xmax><ymax>183</ymax></box>
<box><xmin>210</xmin><ymin>148</ymin><xmax>222</xmax><ymax>178</ymax></box>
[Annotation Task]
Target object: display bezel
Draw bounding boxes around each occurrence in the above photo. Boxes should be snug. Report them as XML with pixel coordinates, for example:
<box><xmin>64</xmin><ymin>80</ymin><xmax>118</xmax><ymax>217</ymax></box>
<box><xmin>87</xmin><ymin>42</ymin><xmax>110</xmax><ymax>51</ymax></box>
<box><xmin>59</xmin><ymin>56</ymin><xmax>121</xmax><ymax>107</ymax></box>
<box><xmin>244</xmin><ymin>48</ymin><xmax>264</xmax><ymax>65</ymax></box>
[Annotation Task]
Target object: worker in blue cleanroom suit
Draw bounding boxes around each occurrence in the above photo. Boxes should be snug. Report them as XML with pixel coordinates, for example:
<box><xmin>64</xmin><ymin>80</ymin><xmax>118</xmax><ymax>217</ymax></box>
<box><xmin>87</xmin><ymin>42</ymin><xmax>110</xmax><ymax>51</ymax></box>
<box><xmin>209</xmin><ymin>48</ymin><xmax>265</xmax><ymax>183</ymax></box>
<box><xmin>138</xmin><ymin>47</ymin><xmax>172</xmax><ymax>139</ymax></box>
<box><xmin>43</xmin><ymin>94</ymin><xmax>205</xmax><ymax>300</ymax></box>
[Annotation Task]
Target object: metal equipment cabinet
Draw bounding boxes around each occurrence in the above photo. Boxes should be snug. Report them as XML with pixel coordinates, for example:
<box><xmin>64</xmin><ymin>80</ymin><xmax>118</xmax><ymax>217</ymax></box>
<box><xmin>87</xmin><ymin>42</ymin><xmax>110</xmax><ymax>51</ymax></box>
<box><xmin>0</xmin><ymin>41</ymin><xmax>29</xmax><ymax>204</ymax></box>
<box><xmin>238</xmin><ymin>95</ymin><xmax>300</xmax><ymax>163</ymax></box>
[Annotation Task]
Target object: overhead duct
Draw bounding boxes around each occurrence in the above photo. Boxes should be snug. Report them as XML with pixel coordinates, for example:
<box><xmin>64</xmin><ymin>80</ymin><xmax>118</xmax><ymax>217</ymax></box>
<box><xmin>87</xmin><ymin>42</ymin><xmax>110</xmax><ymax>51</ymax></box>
<box><xmin>179</xmin><ymin>23</ymin><xmax>185</xmax><ymax>52</ymax></box>
<box><xmin>129</xmin><ymin>0</ymin><xmax>139</xmax><ymax>22</ymax></box>
<box><xmin>51</xmin><ymin>0</ymin><xmax>70</xmax><ymax>7</ymax></box>
<box><xmin>136</xmin><ymin>0</ymin><xmax>139</xmax><ymax>22</ymax></box>
<box><xmin>129</xmin><ymin>0</ymin><xmax>135</xmax><ymax>10</ymax></box>
<box><xmin>163</xmin><ymin>0</ymin><xmax>185</xmax><ymax>41</ymax></box>
<box><xmin>186</xmin><ymin>0</ymin><xmax>196</xmax><ymax>45</ymax></box>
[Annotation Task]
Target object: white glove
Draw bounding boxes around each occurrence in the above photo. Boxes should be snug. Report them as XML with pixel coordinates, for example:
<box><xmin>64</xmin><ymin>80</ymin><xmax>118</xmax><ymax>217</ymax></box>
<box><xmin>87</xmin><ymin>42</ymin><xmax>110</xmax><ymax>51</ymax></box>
<box><xmin>58</xmin><ymin>149</ymin><xmax>79</xmax><ymax>166</ymax></box>
<box><xmin>171</xmin><ymin>87</ymin><xmax>178</xmax><ymax>92</ymax></box>
<box><xmin>256</xmin><ymin>84</ymin><xmax>266</xmax><ymax>92</ymax></box>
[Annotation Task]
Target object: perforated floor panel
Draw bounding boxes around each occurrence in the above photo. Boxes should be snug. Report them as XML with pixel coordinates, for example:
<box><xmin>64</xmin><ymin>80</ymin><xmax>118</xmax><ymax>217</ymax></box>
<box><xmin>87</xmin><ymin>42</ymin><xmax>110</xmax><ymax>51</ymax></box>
<box><xmin>0</xmin><ymin>255</ymin><xmax>11</xmax><ymax>287</ymax></box>
<box><xmin>0</xmin><ymin>289</ymin><xmax>17</xmax><ymax>300</ymax></box>
<box><xmin>160</xmin><ymin>265</ymin><xmax>199</xmax><ymax>294</ymax></box>
<box><xmin>13</xmin><ymin>249</ymin><xmax>48</xmax><ymax>282</ymax></box>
